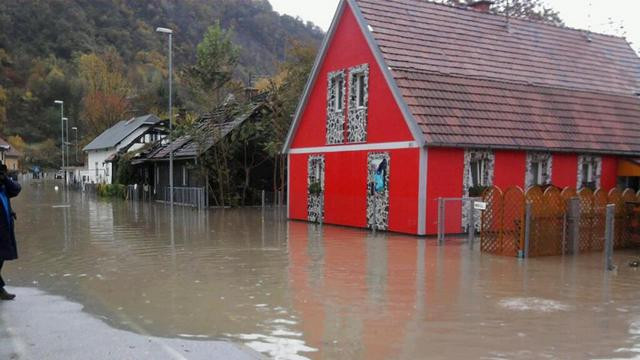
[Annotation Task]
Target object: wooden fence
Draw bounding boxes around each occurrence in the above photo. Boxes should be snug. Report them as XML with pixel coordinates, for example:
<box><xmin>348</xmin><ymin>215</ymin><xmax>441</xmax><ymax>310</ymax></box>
<box><xmin>480</xmin><ymin>186</ymin><xmax>639</xmax><ymax>257</ymax></box>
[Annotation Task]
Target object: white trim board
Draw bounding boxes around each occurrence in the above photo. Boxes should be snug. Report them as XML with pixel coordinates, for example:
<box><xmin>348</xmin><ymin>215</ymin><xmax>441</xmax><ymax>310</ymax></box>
<box><xmin>417</xmin><ymin>146</ymin><xmax>428</xmax><ymax>235</ymax></box>
<box><xmin>289</xmin><ymin>141</ymin><xmax>419</xmax><ymax>154</ymax></box>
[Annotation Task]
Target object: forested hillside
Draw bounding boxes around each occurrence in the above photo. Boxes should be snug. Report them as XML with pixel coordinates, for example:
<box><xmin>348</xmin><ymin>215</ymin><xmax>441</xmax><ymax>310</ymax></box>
<box><xmin>0</xmin><ymin>0</ymin><xmax>323</xmax><ymax>166</ymax></box>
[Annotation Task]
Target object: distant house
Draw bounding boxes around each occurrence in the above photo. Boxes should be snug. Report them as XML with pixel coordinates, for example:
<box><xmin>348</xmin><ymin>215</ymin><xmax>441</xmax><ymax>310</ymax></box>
<box><xmin>0</xmin><ymin>137</ymin><xmax>21</xmax><ymax>172</ymax></box>
<box><xmin>82</xmin><ymin>114</ymin><xmax>166</xmax><ymax>184</ymax></box>
<box><xmin>132</xmin><ymin>100</ymin><xmax>271</xmax><ymax>205</ymax></box>
<box><xmin>282</xmin><ymin>0</ymin><xmax>640</xmax><ymax>235</ymax></box>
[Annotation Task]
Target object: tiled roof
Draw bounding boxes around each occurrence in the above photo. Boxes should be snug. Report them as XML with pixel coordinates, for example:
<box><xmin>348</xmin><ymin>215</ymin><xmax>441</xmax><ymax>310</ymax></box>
<box><xmin>355</xmin><ymin>0</ymin><xmax>640</xmax><ymax>154</ymax></box>
<box><xmin>395</xmin><ymin>70</ymin><xmax>640</xmax><ymax>153</ymax></box>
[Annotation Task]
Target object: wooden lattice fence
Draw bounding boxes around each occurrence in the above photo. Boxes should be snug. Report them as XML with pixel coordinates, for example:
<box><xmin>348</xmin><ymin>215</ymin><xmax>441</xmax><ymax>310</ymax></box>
<box><xmin>480</xmin><ymin>185</ymin><xmax>640</xmax><ymax>257</ymax></box>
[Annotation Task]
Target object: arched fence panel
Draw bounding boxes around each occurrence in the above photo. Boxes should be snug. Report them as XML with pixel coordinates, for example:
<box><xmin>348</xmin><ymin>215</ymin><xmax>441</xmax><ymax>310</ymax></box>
<box><xmin>480</xmin><ymin>186</ymin><xmax>505</xmax><ymax>255</ymax></box>
<box><xmin>502</xmin><ymin>187</ymin><xmax>525</xmax><ymax>257</ymax></box>
<box><xmin>480</xmin><ymin>186</ymin><xmax>524</xmax><ymax>257</ymax></box>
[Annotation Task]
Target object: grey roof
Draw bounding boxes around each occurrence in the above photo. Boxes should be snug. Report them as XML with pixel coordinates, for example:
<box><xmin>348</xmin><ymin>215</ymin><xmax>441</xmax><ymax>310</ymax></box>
<box><xmin>83</xmin><ymin>114</ymin><xmax>161</xmax><ymax>151</ymax></box>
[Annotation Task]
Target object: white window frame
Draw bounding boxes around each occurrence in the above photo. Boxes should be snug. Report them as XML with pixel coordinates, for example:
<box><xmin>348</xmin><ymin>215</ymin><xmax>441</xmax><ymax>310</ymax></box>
<box><xmin>355</xmin><ymin>72</ymin><xmax>366</xmax><ymax>109</ymax></box>
<box><xmin>333</xmin><ymin>77</ymin><xmax>344</xmax><ymax>112</ymax></box>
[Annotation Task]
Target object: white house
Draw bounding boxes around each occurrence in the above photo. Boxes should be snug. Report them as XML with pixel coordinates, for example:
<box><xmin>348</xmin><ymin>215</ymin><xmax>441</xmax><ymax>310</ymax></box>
<box><xmin>82</xmin><ymin>114</ymin><xmax>164</xmax><ymax>184</ymax></box>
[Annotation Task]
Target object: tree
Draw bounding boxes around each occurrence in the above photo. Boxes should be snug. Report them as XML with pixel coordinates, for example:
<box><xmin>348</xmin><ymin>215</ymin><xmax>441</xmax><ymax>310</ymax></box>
<box><xmin>184</xmin><ymin>22</ymin><xmax>241</xmax><ymax>111</ymax></box>
<box><xmin>260</xmin><ymin>42</ymin><xmax>317</xmax><ymax>200</ymax></box>
<box><xmin>446</xmin><ymin>0</ymin><xmax>563</xmax><ymax>26</ymax></box>
<box><xmin>77</xmin><ymin>51</ymin><xmax>132</xmax><ymax>138</ymax></box>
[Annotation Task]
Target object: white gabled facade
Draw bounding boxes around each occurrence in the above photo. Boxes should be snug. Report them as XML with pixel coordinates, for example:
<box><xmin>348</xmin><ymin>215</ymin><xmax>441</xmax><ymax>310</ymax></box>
<box><xmin>82</xmin><ymin>115</ymin><xmax>164</xmax><ymax>184</ymax></box>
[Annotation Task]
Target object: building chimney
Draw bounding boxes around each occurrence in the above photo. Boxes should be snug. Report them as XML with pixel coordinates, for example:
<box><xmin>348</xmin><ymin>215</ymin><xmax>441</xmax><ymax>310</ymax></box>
<box><xmin>469</xmin><ymin>0</ymin><xmax>493</xmax><ymax>12</ymax></box>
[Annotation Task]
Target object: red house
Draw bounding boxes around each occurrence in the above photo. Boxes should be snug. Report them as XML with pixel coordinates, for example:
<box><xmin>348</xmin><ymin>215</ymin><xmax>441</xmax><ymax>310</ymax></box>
<box><xmin>282</xmin><ymin>0</ymin><xmax>640</xmax><ymax>236</ymax></box>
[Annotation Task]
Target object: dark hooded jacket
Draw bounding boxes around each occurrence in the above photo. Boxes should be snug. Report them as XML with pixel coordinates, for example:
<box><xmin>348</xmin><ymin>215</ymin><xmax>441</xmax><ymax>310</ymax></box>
<box><xmin>0</xmin><ymin>177</ymin><xmax>21</xmax><ymax>261</ymax></box>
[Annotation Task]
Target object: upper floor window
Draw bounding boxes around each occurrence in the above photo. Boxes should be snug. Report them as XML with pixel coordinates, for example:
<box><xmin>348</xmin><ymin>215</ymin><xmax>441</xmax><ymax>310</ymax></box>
<box><xmin>347</xmin><ymin>64</ymin><xmax>369</xmax><ymax>143</ymax></box>
<box><xmin>326</xmin><ymin>70</ymin><xmax>346</xmax><ymax>145</ymax></box>
<box><xmin>355</xmin><ymin>73</ymin><xmax>366</xmax><ymax>108</ymax></box>
<box><xmin>330</xmin><ymin>74</ymin><xmax>344</xmax><ymax>112</ymax></box>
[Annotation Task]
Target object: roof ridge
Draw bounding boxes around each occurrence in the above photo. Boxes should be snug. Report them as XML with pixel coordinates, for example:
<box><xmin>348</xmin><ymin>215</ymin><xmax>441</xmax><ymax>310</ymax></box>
<box><xmin>367</xmin><ymin>0</ymin><xmax>629</xmax><ymax>42</ymax></box>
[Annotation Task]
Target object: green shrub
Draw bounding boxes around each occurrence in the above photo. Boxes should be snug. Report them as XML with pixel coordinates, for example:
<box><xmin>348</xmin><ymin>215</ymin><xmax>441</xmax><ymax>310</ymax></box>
<box><xmin>97</xmin><ymin>184</ymin><xmax>126</xmax><ymax>199</ymax></box>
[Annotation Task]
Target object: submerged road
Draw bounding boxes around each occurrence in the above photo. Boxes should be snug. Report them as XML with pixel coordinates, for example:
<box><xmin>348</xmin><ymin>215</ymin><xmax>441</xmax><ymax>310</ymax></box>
<box><xmin>0</xmin><ymin>288</ymin><xmax>263</xmax><ymax>360</ymax></box>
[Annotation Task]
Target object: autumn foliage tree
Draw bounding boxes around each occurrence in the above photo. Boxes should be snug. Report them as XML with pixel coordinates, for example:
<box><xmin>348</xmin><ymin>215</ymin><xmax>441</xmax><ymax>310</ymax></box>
<box><xmin>77</xmin><ymin>51</ymin><xmax>132</xmax><ymax>139</ymax></box>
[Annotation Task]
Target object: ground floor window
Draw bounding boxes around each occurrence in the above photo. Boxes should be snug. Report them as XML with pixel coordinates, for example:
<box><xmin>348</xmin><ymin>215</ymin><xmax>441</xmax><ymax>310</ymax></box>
<box><xmin>577</xmin><ymin>155</ymin><xmax>601</xmax><ymax>190</ymax></box>
<box><xmin>526</xmin><ymin>152</ymin><xmax>552</xmax><ymax>188</ymax></box>
<box><xmin>464</xmin><ymin>149</ymin><xmax>494</xmax><ymax>197</ymax></box>
<box><xmin>367</xmin><ymin>152</ymin><xmax>390</xmax><ymax>231</ymax></box>
<box><xmin>307</xmin><ymin>155</ymin><xmax>325</xmax><ymax>223</ymax></box>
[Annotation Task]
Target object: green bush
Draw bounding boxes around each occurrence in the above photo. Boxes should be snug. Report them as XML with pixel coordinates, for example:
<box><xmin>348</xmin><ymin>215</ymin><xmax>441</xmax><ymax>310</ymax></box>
<box><xmin>97</xmin><ymin>184</ymin><xmax>126</xmax><ymax>199</ymax></box>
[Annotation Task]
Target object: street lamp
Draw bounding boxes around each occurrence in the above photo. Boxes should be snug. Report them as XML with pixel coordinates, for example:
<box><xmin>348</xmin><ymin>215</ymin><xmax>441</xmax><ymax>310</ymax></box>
<box><xmin>72</xmin><ymin>127</ymin><xmax>78</xmax><ymax>163</ymax></box>
<box><xmin>157</xmin><ymin>26</ymin><xmax>174</xmax><ymax>208</ymax></box>
<box><xmin>54</xmin><ymin>100</ymin><xmax>65</xmax><ymax>185</ymax></box>
<box><xmin>63</xmin><ymin>117</ymin><xmax>70</xmax><ymax>179</ymax></box>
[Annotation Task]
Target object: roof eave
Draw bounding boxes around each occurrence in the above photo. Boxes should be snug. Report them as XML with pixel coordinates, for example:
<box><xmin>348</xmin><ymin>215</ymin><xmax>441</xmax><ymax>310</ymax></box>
<box><xmin>426</xmin><ymin>142</ymin><xmax>640</xmax><ymax>157</ymax></box>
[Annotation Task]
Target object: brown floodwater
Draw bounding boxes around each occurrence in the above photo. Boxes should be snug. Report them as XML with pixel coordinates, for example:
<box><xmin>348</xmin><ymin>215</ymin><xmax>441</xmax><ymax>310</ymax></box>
<box><xmin>3</xmin><ymin>180</ymin><xmax>640</xmax><ymax>359</ymax></box>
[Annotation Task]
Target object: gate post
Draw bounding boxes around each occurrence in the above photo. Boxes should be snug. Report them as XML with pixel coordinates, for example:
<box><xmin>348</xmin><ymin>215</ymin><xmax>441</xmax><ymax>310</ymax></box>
<box><xmin>437</xmin><ymin>198</ymin><xmax>444</xmax><ymax>245</ymax></box>
<box><xmin>522</xmin><ymin>201</ymin><xmax>532</xmax><ymax>258</ymax></box>
<box><xmin>468</xmin><ymin>200</ymin><xmax>475</xmax><ymax>249</ymax></box>
<box><xmin>568</xmin><ymin>197</ymin><xmax>580</xmax><ymax>254</ymax></box>
<box><xmin>605</xmin><ymin>204</ymin><xmax>615</xmax><ymax>271</ymax></box>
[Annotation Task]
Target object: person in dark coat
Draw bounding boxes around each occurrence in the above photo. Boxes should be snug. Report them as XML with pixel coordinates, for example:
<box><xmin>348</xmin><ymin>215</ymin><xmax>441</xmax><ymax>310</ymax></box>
<box><xmin>0</xmin><ymin>163</ymin><xmax>21</xmax><ymax>300</ymax></box>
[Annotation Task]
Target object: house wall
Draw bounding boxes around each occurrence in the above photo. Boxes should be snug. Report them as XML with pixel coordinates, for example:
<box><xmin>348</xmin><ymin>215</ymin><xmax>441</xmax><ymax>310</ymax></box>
<box><xmin>424</xmin><ymin>148</ymin><xmax>623</xmax><ymax>235</ymax></box>
<box><xmin>86</xmin><ymin>149</ymin><xmax>115</xmax><ymax>184</ymax></box>
<box><xmin>290</xmin><ymin>4</ymin><xmax>413</xmax><ymax>149</ymax></box>
<box><xmin>425</xmin><ymin>148</ymin><xmax>465</xmax><ymax>235</ymax></box>
<box><xmin>289</xmin><ymin>148</ymin><xmax>420</xmax><ymax>234</ymax></box>
<box><xmin>287</xmin><ymin>3</ymin><xmax>421</xmax><ymax>234</ymax></box>
<box><xmin>551</xmin><ymin>153</ymin><xmax>578</xmax><ymax>188</ymax></box>
<box><xmin>494</xmin><ymin>151</ymin><xmax>526</xmax><ymax>189</ymax></box>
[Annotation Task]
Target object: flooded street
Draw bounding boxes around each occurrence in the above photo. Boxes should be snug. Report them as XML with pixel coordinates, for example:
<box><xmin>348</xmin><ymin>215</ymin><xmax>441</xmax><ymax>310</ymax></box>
<box><xmin>2</xmin><ymin>181</ymin><xmax>640</xmax><ymax>359</ymax></box>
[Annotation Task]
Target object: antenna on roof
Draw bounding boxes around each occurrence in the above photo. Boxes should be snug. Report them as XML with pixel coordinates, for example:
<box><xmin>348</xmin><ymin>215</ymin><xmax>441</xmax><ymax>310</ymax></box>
<box><xmin>505</xmin><ymin>0</ymin><xmax>511</xmax><ymax>32</ymax></box>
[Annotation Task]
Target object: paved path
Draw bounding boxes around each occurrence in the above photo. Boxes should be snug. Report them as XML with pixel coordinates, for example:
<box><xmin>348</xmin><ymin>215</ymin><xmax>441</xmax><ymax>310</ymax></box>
<box><xmin>0</xmin><ymin>287</ymin><xmax>264</xmax><ymax>360</ymax></box>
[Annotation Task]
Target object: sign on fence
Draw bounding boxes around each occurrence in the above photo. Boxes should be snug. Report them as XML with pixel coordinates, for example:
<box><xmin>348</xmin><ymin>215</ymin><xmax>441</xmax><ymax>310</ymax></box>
<box><xmin>474</xmin><ymin>202</ymin><xmax>487</xmax><ymax>211</ymax></box>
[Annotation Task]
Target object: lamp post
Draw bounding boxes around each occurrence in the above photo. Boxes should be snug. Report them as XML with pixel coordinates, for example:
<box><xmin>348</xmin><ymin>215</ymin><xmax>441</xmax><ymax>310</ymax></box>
<box><xmin>72</xmin><ymin>127</ymin><xmax>78</xmax><ymax>163</ymax></box>
<box><xmin>156</xmin><ymin>26</ymin><xmax>174</xmax><ymax>208</ymax></box>
<box><xmin>54</xmin><ymin>100</ymin><xmax>65</xmax><ymax>185</ymax></box>
<box><xmin>63</xmin><ymin>117</ymin><xmax>69</xmax><ymax>185</ymax></box>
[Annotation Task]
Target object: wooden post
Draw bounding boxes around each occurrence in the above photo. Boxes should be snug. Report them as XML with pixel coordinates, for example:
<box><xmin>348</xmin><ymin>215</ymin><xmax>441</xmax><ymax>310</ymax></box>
<box><xmin>605</xmin><ymin>204</ymin><xmax>615</xmax><ymax>271</ymax></box>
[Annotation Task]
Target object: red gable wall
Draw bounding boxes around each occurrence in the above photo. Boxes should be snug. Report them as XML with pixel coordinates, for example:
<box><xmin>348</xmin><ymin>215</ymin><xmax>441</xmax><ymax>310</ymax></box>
<box><xmin>290</xmin><ymin>3</ymin><xmax>414</xmax><ymax>149</ymax></box>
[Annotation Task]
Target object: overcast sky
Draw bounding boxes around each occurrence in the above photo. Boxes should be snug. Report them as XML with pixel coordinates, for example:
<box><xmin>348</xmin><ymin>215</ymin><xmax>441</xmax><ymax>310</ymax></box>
<box><xmin>269</xmin><ymin>0</ymin><xmax>640</xmax><ymax>54</ymax></box>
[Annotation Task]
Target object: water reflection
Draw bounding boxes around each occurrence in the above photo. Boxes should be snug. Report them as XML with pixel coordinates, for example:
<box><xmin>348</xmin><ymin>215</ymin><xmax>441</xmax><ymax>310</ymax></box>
<box><xmin>3</xmin><ymin>182</ymin><xmax>640</xmax><ymax>359</ymax></box>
